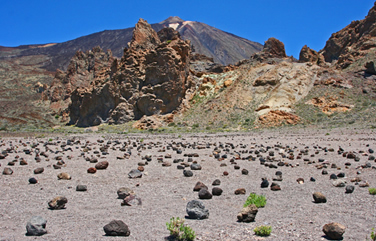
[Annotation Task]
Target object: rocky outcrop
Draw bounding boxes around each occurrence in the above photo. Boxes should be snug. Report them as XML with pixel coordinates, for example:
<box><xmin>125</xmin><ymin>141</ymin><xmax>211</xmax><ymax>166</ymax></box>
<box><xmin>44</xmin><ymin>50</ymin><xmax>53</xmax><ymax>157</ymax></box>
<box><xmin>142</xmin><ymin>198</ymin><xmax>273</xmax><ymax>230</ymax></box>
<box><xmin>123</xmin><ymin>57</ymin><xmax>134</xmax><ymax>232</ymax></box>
<box><xmin>47</xmin><ymin>47</ymin><xmax>114</xmax><ymax>103</ymax></box>
<box><xmin>250</xmin><ymin>37</ymin><xmax>288</xmax><ymax>63</ymax></box>
<box><xmin>320</xmin><ymin>2</ymin><xmax>376</xmax><ymax>71</ymax></box>
<box><xmin>68</xmin><ymin>19</ymin><xmax>193</xmax><ymax>127</ymax></box>
<box><xmin>299</xmin><ymin>45</ymin><xmax>325</xmax><ymax>65</ymax></box>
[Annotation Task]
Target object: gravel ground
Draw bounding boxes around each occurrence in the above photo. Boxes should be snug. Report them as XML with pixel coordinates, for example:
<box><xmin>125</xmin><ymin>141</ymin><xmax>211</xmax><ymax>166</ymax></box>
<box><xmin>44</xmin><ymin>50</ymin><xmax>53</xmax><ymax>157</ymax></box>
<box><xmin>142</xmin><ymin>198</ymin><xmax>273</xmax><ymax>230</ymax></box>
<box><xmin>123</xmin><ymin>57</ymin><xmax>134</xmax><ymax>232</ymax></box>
<box><xmin>0</xmin><ymin>127</ymin><xmax>376</xmax><ymax>241</ymax></box>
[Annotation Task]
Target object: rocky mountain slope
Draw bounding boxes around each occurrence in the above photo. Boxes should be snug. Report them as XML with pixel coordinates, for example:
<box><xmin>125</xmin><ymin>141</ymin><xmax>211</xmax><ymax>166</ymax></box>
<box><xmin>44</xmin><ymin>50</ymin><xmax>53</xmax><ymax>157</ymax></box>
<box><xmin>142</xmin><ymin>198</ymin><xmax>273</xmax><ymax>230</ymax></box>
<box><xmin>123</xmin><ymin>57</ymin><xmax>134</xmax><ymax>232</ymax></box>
<box><xmin>0</xmin><ymin>16</ymin><xmax>262</xmax><ymax>72</ymax></box>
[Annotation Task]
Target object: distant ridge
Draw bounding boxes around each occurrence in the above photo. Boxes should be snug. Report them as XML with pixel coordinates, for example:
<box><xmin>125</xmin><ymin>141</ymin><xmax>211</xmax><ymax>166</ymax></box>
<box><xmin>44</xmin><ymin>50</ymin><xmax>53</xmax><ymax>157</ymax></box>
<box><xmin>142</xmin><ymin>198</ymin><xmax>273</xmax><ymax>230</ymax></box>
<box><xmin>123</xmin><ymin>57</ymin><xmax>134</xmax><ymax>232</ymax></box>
<box><xmin>0</xmin><ymin>17</ymin><xmax>262</xmax><ymax>71</ymax></box>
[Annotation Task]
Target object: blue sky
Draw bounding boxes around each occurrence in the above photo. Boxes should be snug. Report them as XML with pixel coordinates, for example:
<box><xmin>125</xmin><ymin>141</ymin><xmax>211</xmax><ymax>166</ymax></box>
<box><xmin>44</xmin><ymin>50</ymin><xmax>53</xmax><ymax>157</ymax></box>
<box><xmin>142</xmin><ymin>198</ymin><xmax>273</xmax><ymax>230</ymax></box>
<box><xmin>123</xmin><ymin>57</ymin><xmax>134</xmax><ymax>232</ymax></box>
<box><xmin>1</xmin><ymin>1</ymin><xmax>375</xmax><ymax>58</ymax></box>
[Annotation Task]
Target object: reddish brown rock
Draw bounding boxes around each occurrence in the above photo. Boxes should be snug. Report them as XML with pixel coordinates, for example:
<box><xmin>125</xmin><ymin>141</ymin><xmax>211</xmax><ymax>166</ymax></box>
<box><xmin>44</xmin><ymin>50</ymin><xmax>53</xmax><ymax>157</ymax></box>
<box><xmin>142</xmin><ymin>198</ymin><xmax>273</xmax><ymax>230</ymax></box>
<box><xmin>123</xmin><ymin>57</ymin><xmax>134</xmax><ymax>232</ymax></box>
<box><xmin>87</xmin><ymin>167</ymin><xmax>97</xmax><ymax>174</ymax></box>
<box><xmin>95</xmin><ymin>161</ymin><xmax>109</xmax><ymax>170</ymax></box>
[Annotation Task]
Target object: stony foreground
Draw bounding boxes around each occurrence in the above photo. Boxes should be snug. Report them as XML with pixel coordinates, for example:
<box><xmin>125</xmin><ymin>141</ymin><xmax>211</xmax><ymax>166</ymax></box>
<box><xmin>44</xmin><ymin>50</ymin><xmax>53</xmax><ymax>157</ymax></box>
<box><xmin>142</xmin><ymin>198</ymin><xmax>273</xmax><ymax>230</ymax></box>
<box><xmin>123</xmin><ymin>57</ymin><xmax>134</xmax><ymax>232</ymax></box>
<box><xmin>0</xmin><ymin>128</ymin><xmax>376</xmax><ymax>240</ymax></box>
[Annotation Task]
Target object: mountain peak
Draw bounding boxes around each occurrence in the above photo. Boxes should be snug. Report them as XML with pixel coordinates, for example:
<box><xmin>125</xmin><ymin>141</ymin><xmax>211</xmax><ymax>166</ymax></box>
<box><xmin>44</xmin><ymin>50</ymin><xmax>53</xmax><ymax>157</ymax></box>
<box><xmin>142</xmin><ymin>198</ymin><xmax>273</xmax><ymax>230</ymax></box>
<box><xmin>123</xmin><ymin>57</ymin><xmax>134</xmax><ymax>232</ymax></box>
<box><xmin>159</xmin><ymin>16</ymin><xmax>184</xmax><ymax>24</ymax></box>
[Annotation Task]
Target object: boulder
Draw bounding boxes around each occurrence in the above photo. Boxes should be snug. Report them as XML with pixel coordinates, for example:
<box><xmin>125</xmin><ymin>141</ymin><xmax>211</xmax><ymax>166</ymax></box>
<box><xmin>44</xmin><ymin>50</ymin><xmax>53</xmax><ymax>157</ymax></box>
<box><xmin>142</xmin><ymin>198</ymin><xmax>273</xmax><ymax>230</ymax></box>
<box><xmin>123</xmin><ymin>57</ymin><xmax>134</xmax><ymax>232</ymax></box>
<box><xmin>26</xmin><ymin>216</ymin><xmax>47</xmax><ymax>236</ymax></box>
<box><xmin>198</xmin><ymin>189</ymin><xmax>212</xmax><ymax>199</ymax></box>
<box><xmin>186</xmin><ymin>200</ymin><xmax>209</xmax><ymax>219</ymax></box>
<box><xmin>103</xmin><ymin>220</ymin><xmax>130</xmax><ymax>236</ymax></box>
<box><xmin>237</xmin><ymin>204</ymin><xmax>258</xmax><ymax>222</ymax></box>
<box><xmin>322</xmin><ymin>222</ymin><xmax>346</xmax><ymax>240</ymax></box>
<box><xmin>48</xmin><ymin>196</ymin><xmax>68</xmax><ymax>210</ymax></box>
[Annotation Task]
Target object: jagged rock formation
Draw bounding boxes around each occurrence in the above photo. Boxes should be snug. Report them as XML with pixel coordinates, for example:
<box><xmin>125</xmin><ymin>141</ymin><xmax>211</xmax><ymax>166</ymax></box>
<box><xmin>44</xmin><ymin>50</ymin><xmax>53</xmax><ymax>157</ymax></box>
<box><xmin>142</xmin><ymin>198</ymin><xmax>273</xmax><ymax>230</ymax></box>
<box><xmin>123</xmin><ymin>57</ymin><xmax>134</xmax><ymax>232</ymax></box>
<box><xmin>47</xmin><ymin>47</ymin><xmax>114</xmax><ymax>102</ymax></box>
<box><xmin>320</xmin><ymin>2</ymin><xmax>376</xmax><ymax>71</ymax></box>
<box><xmin>68</xmin><ymin>19</ymin><xmax>193</xmax><ymax>127</ymax></box>
<box><xmin>250</xmin><ymin>37</ymin><xmax>288</xmax><ymax>63</ymax></box>
<box><xmin>299</xmin><ymin>45</ymin><xmax>325</xmax><ymax>65</ymax></box>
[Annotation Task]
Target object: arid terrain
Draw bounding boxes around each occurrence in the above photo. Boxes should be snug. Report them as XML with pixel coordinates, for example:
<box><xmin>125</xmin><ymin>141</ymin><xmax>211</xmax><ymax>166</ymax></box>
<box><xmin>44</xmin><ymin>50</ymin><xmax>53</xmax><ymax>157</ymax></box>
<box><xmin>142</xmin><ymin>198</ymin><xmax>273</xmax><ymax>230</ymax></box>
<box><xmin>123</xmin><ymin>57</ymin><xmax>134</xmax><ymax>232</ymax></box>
<box><xmin>1</xmin><ymin>127</ymin><xmax>375</xmax><ymax>240</ymax></box>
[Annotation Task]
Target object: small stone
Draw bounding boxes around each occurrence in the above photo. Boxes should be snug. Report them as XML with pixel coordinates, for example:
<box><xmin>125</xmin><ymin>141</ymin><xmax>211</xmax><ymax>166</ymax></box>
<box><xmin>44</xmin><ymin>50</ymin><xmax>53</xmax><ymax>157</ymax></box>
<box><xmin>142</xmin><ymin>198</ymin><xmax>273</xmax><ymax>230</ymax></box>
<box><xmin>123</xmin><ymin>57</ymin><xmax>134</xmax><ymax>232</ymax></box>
<box><xmin>330</xmin><ymin>174</ymin><xmax>338</xmax><ymax>180</ymax></box>
<box><xmin>95</xmin><ymin>161</ymin><xmax>109</xmax><ymax>170</ymax></box>
<box><xmin>186</xmin><ymin>200</ymin><xmax>209</xmax><ymax>219</ymax></box>
<box><xmin>20</xmin><ymin>159</ymin><xmax>28</xmax><ymax>165</ymax></box>
<box><xmin>48</xmin><ymin>196</ymin><xmax>68</xmax><ymax>210</ymax></box>
<box><xmin>296</xmin><ymin>178</ymin><xmax>304</xmax><ymax>184</ymax></box>
<box><xmin>322</xmin><ymin>222</ymin><xmax>346</xmax><ymax>240</ymax></box>
<box><xmin>198</xmin><ymin>188</ymin><xmax>213</xmax><ymax>199</ymax></box>
<box><xmin>121</xmin><ymin>195</ymin><xmax>142</xmax><ymax>206</ymax></box>
<box><xmin>26</xmin><ymin>216</ymin><xmax>47</xmax><ymax>236</ymax></box>
<box><xmin>310</xmin><ymin>177</ymin><xmax>316</xmax><ymax>182</ymax></box>
<box><xmin>190</xmin><ymin>163</ymin><xmax>202</xmax><ymax>170</ymax></box>
<box><xmin>237</xmin><ymin>204</ymin><xmax>258</xmax><ymax>222</ymax></box>
<box><xmin>270</xmin><ymin>182</ymin><xmax>281</xmax><ymax>191</ymax></box>
<box><xmin>212</xmin><ymin>179</ymin><xmax>221</xmax><ymax>186</ymax></box>
<box><xmin>337</xmin><ymin>172</ymin><xmax>345</xmax><ymax>178</ymax></box>
<box><xmin>359</xmin><ymin>181</ymin><xmax>369</xmax><ymax>187</ymax></box>
<box><xmin>128</xmin><ymin>169</ymin><xmax>142</xmax><ymax>178</ymax></box>
<box><xmin>29</xmin><ymin>177</ymin><xmax>38</xmax><ymax>184</ymax></box>
<box><xmin>3</xmin><ymin>167</ymin><xmax>13</xmax><ymax>175</ymax></box>
<box><xmin>241</xmin><ymin>169</ymin><xmax>249</xmax><ymax>175</ymax></box>
<box><xmin>332</xmin><ymin>180</ymin><xmax>346</xmax><ymax>187</ymax></box>
<box><xmin>137</xmin><ymin>166</ymin><xmax>144</xmax><ymax>172</ymax></box>
<box><xmin>234</xmin><ymin>188</ymin><xmax>246</xmax><ymax>195</ymax></box>
<box><xmin>87</xmin><ymin>167</ymin><xmax>97</xmax><ymax>174</ymax></box>
<box><xmin>103</xmin><ymin>220</ymin><xmax>130</xmax><ymax>236</ymax></box>
<box><xmin>261</xmin><ymin>178</ymin><xmax>269</xmax><ymax>188</ymax></box>
<box><xmin>322</xmin><ymin>170</ymin><xmax>328</xmax><ymax>175</ymax></box>
<box><xmin>34</xmin><ymin>168</ymin><xmax>44</xmax><ymax>174</ymax></box>
<box><xmin>193</xmin><ymin>181</ymin><xmax>208</xmax><ymax>192</ymax></box>
<box><xmin>117</xmin><ymin>187</ymin><xmax>135</xmax><ymax>199</ymax></box>
<box><xmin>57</xmin><ymin>172</ymin><xmax>71</xmax><ymax>180</ymax></box>
<box><xmin>162</xmin><ymin>161</ymin><xmax>171</xmax><ymax>167</ymax></box>
<box><xmin>212</xmin><ymin>187</ymin><xmax>223</xmax><ymax>196</ymax></box>
<box><xmin>223</xmin><ymin>171</ymin><xmax>229</xmax><ymax>176</ymax></box>
<box><xmin>313</xmin><ymin>192</ymin><xmax>327</xmax><ymax>203</ymax></box>
<box><xmin>345</xmin><ymin>185</ymin><xmax>354</xmax><ymax>194</ymax></box>
<box><xmin>183</xmin><ymin>170</ymin><xmax>193</xmax><ymax>177</ymax></box>
<box><xmin>76</xmin><ymin>185</ymin><xmax>87</xmax><ymax>192</ymax></box>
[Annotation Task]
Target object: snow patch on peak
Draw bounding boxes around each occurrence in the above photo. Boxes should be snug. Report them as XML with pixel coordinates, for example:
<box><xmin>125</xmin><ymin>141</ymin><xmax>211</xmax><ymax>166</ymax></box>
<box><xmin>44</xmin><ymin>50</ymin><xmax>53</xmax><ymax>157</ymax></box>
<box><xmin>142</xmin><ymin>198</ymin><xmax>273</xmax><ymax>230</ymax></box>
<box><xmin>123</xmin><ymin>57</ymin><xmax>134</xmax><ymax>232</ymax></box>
<box><xmin>169</xmin><ymin>23</ymin><xmax>179</xmax><ymax>30</ymax></box>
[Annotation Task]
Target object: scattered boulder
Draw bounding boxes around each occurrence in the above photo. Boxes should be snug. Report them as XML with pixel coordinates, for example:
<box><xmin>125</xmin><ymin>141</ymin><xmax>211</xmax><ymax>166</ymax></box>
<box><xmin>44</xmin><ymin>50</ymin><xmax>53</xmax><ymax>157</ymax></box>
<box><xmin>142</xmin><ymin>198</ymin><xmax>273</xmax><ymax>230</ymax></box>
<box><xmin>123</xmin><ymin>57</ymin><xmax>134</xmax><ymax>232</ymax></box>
<box><xmin>198</xmin><ymin>188</ymin><xmax>213</xmax><ymax>199</ymax></box>
<box><xmin>270</xmin><ymin>182</ymin><xmax>281</xmax><ymax>191</ymax></box>
<box><xmin>313</xmin><ymin>192</ymin><xmax>327</xmax><ymax>203</ymax></box>
<box><xmin>26</xmin><ymin>216</ymin><xmax>47</xmax><ymax>236</ymax></box>
<box><xmin>237</xmin><ymin>204</ymin><xmax>258</xmax><ymax>222</ymax></box>
<box><xmin>57</xmin><ymin>172</ymin><xmax>71</xmax><ymax>180</ymax></box>
<box><xmin>212</xmin><ymin>187</ymin><xmax>223</xmax><ymax>196</ymax></box>
<box><xmin>95</xmin><ymin>161</ymin><xmax>109</xmax><ymax>170</ymax></box>
<box><xmin>193</xmin><ymin>181</ymin><xmax>208</xmax><ymax>191</ymax></box>
<box><xmin>34</xmin><ymin>168</ymin><xmax>44</xmax><ymax>174</ymax></box>
<box><xmin>183</xmin><ymin>170</ymin><xmax>193</xmax><ymax>177</ymax></box>
<box><xmin>234</xmin><ymin>188</ymin><xmax>246</xmax><ymax>195</ymax></box>
<box><xmin>186</xmin><ymin>200</ymin><xmax>209</xmax><ymax>219</ymax></box>
<box><xmin>48</xmin><ymin>196</ymin><xmax>68</xmax><ymax>210</ymax></box>
<box><xmin>3</xmin><ymin>167</ymin><xmax>13</xmax><ymax>175</ymax></box>
<box><xmin>29</xmin><ymin>177</ymin><xmax>38</xmax><ymax>184</ymax></box>
<box><xmin>76</xmin><ymin>185</ymin><xmax>87</xmax><ymax>192</ymax></box>
<box><xmin>128</xmin><ymin>169</ymin><xmax>142</xmax><ymax>178</ymax></box>
<box><xmin>103</xmin><ymin>220</ymin><xmax>130</xmax><ymax>236</ymax></box>
<box><xmin>117</xmin><ymin>187</ymin><xmax>135</xmax><ymax>199</ymax></box>
<box><xmin>121</xmin><ymin>195</ymin><xmax>142</xmax><ymax>206</ymax></box>
<box><xmin>345</xmin><ymin>185</ymin><xmax>355</xmax><ymax>194</ymax></box>
<box><xmin>190</xmin><ymin>163</ymin><xmax>202</xmax><ymax>170</ymax></box>
<box><xmin>261</xmin><ymin>178</ymin><xmax>269</xmax><ymax>188</ymax></box>
<box><xmin>322</xmin><ymin>222</ymin><xmax>346</xmax><ymax>240</ymax></box>
<box><xmin>87</xmin><ymin>167</ymin><xmax>97</xmax><ymax>174</ymax></box>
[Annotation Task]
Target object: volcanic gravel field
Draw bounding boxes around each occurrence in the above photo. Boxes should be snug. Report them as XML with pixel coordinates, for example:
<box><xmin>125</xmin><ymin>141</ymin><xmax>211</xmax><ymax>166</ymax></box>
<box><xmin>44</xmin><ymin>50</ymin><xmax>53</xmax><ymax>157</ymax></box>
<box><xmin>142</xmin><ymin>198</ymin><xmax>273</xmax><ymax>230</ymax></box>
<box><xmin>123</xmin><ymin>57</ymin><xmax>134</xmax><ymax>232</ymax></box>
<box><xmin>1</xmin><ymin>127</ymin><xmax>376</xmax><ymax>241</ymax></box>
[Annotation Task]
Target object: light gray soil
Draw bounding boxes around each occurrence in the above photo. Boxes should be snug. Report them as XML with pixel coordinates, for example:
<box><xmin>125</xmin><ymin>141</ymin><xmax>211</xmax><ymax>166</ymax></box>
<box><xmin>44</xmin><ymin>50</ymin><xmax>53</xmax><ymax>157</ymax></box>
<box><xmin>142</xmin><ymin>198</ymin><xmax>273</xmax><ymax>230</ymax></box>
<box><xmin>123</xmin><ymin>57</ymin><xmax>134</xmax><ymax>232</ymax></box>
<box><xmin>0</xmin><ymin>127</ymin><xmax>376</xmax><ymax>241</ymax></box>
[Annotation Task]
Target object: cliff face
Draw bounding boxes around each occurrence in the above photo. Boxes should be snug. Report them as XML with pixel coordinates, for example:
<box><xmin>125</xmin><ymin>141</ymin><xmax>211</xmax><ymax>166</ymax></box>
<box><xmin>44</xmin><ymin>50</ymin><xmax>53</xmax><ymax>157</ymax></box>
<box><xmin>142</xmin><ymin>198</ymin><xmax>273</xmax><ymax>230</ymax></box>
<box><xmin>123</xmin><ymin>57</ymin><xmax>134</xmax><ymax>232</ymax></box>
<box><xmin>67</xmin><ymin>19</ymin><xmax>193</xmax><ymax>127</ymax></box>
<box><xmin>320</xmin><ymin>2</ymin><xmax>376</xmax><ymax>71</ymax></box>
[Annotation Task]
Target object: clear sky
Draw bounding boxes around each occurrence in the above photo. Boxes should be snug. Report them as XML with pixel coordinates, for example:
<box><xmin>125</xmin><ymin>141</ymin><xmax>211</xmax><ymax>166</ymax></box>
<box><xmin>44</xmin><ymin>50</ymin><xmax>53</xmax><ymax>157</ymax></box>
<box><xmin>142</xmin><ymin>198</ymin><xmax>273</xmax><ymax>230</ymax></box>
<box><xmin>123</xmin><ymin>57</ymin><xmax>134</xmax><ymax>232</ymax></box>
<box><xmin>1</xmin><ymin>0</ymin><xmax>375</xmax><ymax>58</ymax></box>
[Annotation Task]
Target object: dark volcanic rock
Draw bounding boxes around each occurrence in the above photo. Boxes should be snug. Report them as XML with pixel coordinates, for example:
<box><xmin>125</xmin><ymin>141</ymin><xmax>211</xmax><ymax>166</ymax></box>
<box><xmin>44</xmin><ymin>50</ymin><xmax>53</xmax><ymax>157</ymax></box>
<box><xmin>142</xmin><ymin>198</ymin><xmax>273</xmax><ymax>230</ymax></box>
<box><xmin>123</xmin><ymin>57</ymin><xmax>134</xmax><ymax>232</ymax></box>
<box><xmin>261</xmin><ymin>178</ymin><xmax>269</xmax><ymax>188</ymax></box>
<box><xmin>183</xmin><ymin>170</ymin><xmax>193</xmax><ymax>177</ymax></box>
<box><xmin>212</xmin><ymin>179</ymin><xmax>221</xmax><ymax>186</ymax></box>
<box><xmin>76</xmin><ymin>185</ymin><xmax>87</xmax><ymax>192</ymax></box>
<box><xmin>29</xmin><ymin>177</ymin><xmax>38</xmax><ymax>184</ymax></box>
<box><xmin>270</xmin><ymin>182</ymin><xmax>281</xmax><ymax>191</ymax></box>
<box><xmin>26</xmin><ymin>216</ymin><xmax>47</xmax><ymax>236</ymax></box>
<box><xmin>345</xmin><ymin>185</ymin><xmax>355</xmax><ymax>194</ymax></box>
<box><xmin>212</xmin><ymin>187</ymin><xmax>223</xmax><ymax>196</ymax></box>
<box><xmin>193</xmin><ymin>181</ymin><xmax>208</xmax><ymax>191</ymax></box>
<box><xmin>186</xmin><ymin>200</ymin><xmax>209</xmax><ymax>219</ymax></box>
<box><xmin>103</xmin><ymin>220</ymin><xmax>130</xmax><ymax>236</ymax></box>
<box><xmin>117</xmin><ymin>187</ymin><xmax>135</xmax><ymax>199</ymax></box>
<box><xmin>198</xmin><ymin>188</ymin><xmax>213</xmax><ymax>199</ymax></box>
